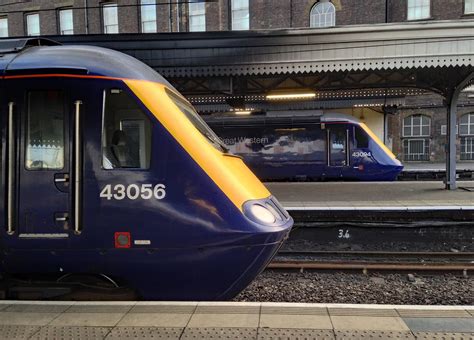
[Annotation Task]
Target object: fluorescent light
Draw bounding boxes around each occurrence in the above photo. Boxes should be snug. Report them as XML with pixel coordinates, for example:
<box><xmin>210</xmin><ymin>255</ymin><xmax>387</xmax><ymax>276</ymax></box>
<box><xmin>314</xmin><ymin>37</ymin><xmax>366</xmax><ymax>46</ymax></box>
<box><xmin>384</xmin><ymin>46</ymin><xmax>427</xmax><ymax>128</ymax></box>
<box><xmin>235</xmin><ymin>110</ymin><xmax>252</xmax><ymax>115</ymax></box>
<box><xmin>266</xmin><ymin>92</ymin><xmax>316</xmax><ymax>100</ymax></box>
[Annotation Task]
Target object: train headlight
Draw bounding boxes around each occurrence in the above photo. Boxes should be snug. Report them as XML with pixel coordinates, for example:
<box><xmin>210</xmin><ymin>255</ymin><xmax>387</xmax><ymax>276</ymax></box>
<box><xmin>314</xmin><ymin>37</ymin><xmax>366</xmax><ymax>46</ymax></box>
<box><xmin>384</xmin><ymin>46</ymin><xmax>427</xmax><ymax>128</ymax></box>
<box><xmin>243</xmin><ymin>197</ymin><xmax>289</xmax><ymax>226</ymax></box>
<box><xmin>249</xmin><ymin>204</ymin><xmax>276</xmax><ymax>224</ymax></box>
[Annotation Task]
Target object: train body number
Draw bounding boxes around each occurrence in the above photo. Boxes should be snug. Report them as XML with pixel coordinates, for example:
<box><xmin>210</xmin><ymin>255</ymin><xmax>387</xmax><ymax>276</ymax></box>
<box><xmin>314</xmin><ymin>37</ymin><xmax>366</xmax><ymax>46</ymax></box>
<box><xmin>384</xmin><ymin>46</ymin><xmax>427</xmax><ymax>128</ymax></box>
<box><xmin>352</xmin><ymin>151</ymin><xmax>372</xmax><ymax>158</ymax></box>
<box><xmin>100</xmin><ymin>184</ymin><xmax>166</xmax><ymax>201</ymax></box>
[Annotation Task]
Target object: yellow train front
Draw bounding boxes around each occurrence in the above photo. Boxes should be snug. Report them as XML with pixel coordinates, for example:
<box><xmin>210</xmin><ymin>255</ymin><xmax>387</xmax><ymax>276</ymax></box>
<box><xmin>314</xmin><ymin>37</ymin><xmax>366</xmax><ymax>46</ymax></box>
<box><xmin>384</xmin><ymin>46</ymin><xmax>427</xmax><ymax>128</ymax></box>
<box><xmin>0</xmin><ymin>39</ymin><xmax>293</xmax><ymax>300</ymax></box>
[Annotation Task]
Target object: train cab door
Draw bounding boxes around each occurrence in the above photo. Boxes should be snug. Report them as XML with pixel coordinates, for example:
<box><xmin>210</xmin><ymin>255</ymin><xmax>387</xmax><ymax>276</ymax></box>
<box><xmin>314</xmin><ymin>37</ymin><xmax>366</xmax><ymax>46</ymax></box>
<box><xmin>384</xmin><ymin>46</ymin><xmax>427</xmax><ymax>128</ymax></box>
<box><xmin>6</xmin><ymin>80</ymin><xmax>79</xmax><ymax>239</ymax></box>
<box><xmin>327</xmin><ymin>125</ymin><xmax>350</xmax><ymax>175</ymax></box>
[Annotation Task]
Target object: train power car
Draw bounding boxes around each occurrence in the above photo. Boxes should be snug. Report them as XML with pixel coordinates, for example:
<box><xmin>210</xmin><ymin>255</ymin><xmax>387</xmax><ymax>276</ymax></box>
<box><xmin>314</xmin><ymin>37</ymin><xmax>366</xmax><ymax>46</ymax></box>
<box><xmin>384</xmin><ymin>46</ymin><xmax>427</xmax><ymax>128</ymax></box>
<box><xmin>0</xmin><ymin>39</ymin><xmax>293</xmax><ymax>300</ymax></box>
<box><xmin>207</xmin><ymin>113</ymin><xmax>403</xmax><ymax>181</ymax></box>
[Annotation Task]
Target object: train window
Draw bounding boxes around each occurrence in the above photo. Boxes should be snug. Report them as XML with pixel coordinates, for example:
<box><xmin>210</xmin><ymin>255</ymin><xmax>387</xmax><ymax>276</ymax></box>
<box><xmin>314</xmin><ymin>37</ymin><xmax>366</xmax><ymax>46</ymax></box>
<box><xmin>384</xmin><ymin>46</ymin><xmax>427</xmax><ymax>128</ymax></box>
<box><xmin>355</xmin><ymin>126</ymin><xmax>369</xmax><ymax>148</ymax></box>
<box><xmin>26</xmin><ymin>91</ymin><xmax>65</xmax><ymax>170</ymax></box>
<box><xmin>329</xmin><ymin>126</ymin><xmax>347</xmax><ymax>166</ymax></box>
<box><xmin>102</xmin><ymin>89</ymin><xmax>152</xmax><ymax>169</ymax></box>
<box><xmin>165</xmin><ymin>88</ymin><xmax>228</xmax><ymax>152</ymax></box>
<box><xmin>331</xmin><ymin>138</ymin><xmax>344</xmax><ymax>150</ymax></box>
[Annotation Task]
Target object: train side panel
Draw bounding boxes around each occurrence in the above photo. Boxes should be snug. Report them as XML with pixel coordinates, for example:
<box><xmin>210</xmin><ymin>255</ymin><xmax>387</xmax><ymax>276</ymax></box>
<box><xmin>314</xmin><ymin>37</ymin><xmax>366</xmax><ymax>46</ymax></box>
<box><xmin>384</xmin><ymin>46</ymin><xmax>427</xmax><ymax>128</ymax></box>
<box><xmin>216</xmin><ymin>124</ymin><xmax>327</xmax><ymax>180</ymax></box>
<box><xmin>211</xmin><ymin>120</ymin><xmax>403</xmax><ymax>181</ymax></box>
<box><xmin>0</xmin><ymin>77</ymin><xmax>290</xmax><ymax>300</ymax></box>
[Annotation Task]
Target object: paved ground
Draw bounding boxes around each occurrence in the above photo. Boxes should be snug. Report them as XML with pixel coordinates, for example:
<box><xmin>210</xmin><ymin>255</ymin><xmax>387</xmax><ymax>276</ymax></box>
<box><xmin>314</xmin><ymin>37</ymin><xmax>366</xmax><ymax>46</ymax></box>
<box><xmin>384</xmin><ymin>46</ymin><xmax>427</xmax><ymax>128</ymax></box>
<box><xmin>265</xmin><ymin>181</ymin><xmax>474</xmax><ymax>210</ymax></box>
<box><xmin>403</xmin><ymin>162</ymin><xmax>474</xmax><ymax>172</ymax></box>
<box><xmin>0</xmin><ymin>302</ymin><xmax>472</xmax><ymax>339</ymax></box>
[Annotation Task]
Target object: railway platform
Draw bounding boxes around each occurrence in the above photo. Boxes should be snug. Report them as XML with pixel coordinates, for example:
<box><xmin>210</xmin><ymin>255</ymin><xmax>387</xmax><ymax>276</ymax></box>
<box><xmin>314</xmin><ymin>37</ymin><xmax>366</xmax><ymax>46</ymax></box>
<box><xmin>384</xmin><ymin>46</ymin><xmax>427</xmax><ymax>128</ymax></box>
<box><xmin>401</xmin><ymin>162</ymin><xmax>474</xmax><ymax>180</ymax></box>
<box><xmin>0</xmin><ymin>301</ymin><xmax>472</xmax><ymax>339</ymax></box>
<box><xmin>403</xmin><ymin>162</ymin><xmax>474</xmax><ymax>173</ymax></box>
<box><xmin>266</xmin><ymin>181</ymin><xmax>474</xmax><ymax>252</ymax></box>
<box><xmin>266</xmin><ymin>181</ymin><xmax>474</xmax><ymax>212</ymax></box>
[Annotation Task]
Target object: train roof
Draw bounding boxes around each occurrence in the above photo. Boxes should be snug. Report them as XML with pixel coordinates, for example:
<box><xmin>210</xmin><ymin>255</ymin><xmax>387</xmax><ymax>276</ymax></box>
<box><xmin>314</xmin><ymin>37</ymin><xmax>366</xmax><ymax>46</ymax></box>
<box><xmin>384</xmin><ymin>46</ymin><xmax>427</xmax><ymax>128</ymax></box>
<box><xmin>205</xmin><ymin>112</ymin><xmax>362</xmax><ymax>127</ymax></box>
<box><xmin>0</xmin><ymin>38</ymin><xmax>172</xmax><ymax>86</ymax></box>
<box><xmin>320</xmin><ymin>113</ymin><xmax>360</xmax><ymax>124</ymax></box>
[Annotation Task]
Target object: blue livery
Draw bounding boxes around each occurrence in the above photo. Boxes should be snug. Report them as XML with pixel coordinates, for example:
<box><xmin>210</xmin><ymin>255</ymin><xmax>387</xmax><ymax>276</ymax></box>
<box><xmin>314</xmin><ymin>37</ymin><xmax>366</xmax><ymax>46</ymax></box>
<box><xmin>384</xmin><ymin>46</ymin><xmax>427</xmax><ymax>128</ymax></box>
<box><xmin>207</xmin><ymin>113</ymin><xmax>404</xmax><ymax>181</ymax></box>
<box><xmin>0</xmin><ymin>39</ymin><xmax>292</xmax><ymax>300</ymax></box>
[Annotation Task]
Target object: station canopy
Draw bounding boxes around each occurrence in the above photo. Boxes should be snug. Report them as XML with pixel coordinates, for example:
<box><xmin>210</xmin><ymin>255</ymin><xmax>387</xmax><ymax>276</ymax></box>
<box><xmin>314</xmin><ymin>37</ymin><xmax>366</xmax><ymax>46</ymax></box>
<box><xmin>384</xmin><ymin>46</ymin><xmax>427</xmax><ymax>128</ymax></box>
<box><xmin>55</xmin><ymin>19</ymin><xmax>474</xmax><ymax>113</ymax></box>
<box><xmin>54</xmin><ymin>19</ymin><xmax>474</xmax><ymax>189</ymax></box>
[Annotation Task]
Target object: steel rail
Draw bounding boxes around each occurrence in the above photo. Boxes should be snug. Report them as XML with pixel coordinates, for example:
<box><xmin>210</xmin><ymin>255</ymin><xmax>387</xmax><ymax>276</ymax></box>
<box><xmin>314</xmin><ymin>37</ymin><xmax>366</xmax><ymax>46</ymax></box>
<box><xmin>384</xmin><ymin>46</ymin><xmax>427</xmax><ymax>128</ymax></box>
<box><xmin>278</xmin><ymin>250</ymin><xmax>474</xmax><ymax>255</ymax></box>
<box><xmin>268</xmin><ymin>261</ymin><xmax>473</xmax><ymax>271</ymax></box>
<box><xmin>277</xmin><ymin>250</ymin><xmax>474</xmax><ymax>257</ymax></box>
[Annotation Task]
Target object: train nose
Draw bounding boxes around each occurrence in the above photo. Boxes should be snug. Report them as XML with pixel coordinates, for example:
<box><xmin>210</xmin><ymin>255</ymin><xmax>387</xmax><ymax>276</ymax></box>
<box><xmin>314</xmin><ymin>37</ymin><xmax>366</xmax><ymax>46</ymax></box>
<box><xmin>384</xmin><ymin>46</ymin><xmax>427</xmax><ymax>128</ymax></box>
<box><xmin>243</xmin><ymin>196</ymin><xmax>290</xmax><ymax>226</ymax></box>
<box><xmin>240</xmin><ymin>196</ymin><xmax>293</xmax><ymax>257</ymax></box>
<box><xmin>216</xmin><ymin>197</ymin><xmax>292</xmax><ymax>300</ymax></box>
<box><xmin>243</xmin><ymin>197</ymin><xmax>292</xmax><ymax>235</ymax></box>
<box><xmin>381</xmin><ymin>163</ymin><xmax>404</xmax><ymax>181</ymax></box>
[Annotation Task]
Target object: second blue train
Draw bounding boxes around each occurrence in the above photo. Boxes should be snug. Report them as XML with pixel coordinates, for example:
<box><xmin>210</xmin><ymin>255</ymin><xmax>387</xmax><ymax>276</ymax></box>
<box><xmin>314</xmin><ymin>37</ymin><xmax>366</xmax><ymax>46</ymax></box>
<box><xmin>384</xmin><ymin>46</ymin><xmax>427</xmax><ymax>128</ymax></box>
<box><xmin>207</xmin><ymin>113</ymin><xmax>403</xmax><ymax>181</ymax></box>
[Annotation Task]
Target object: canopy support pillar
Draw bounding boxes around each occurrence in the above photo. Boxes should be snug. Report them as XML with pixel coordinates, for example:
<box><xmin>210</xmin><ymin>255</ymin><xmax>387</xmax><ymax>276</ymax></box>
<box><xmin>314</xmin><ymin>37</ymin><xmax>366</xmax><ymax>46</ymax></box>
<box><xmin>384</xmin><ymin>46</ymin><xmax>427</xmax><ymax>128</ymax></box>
<box><xmin>445</xmin><ymin>72</ymin><xmax>474</xmax><ymax>190</ymax></box>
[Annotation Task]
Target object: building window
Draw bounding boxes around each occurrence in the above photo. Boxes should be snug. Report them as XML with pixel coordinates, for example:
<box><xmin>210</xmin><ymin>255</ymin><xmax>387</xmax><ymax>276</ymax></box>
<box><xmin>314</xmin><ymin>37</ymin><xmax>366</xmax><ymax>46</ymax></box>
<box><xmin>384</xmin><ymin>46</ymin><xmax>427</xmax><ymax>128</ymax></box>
<box><xmin>403</xmin><ymin>138</ymin><xmax>430</xmax><ymax>161</ymax></box>
<box><xmin>102</xmin><ymin>3</ymin><xmax>119</xmax><ymax>34</ymax></box>
<box><xmin>310</xmin><ymin>2</ymin><xmax>336</xmax><ymax>28</ymax></box>
<box><xmin>0</xmin><ymin>17</ymin><xmax>8</xmax><ymax>37</ymax></box>
<box><xmin>460</xmin><ymin>113</ymin><xmax>474</xmax><ymax>160</ymax></box>
<box><xmin>231</xmin><ymin>0</ymin><xmax>249</xmax><ymax>30</ymax></box>
<box><xmin>459</xmin><ymin>113</ymin><xmax>474</xmax><ymax>136</ymax></box>
<box><xmin>465</xmin><ymin>0</ymin><xmax>474</xmax><ymax>14</ymax></box>
<box><xmin>140</xmin><ymin>0</ymin><xmax>157</xmax><ymax>33</ymax></box>
<box><xmin>59</xmin><ymin>8</ymin><xmax>74</xmax><ymax>35</ymax></box>
<box><xmin>407</xmin><ymin>0</ymin><xmax>430</xmax><ymax>20</ymax></box>
<box><xmin>26</xmin><ymin>13</ymin><xmax>40</xmax><ymax>36</ymax></box>
<box><xmin>402</xmin><ymin>114</ymin><xmax>431</xmax><ymax>161</ymax></box>
<box><xmin>189</xmin><ymin>2</ymin><xmax>206</xmax><ymax>32</ymax></box>
<box><xmin>461</xmin><ymin>137</ymin><xmax>474</xmax><ymax>160</ymax></box>
<box><xmin>403</xmin><ymin>114</ymin><xmax>431</xmax><ymax>137</ymax></box>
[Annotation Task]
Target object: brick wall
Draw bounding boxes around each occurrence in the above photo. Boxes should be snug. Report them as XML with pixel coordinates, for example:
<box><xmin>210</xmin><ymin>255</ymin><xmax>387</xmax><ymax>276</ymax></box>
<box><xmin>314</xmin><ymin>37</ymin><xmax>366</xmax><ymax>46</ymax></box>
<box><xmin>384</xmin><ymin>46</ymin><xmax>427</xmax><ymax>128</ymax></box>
<box><xmin>250</xmin><ymin>0</ymin><xmax>291</xmax><ymax>29</ymax></box>
<box><xmin>0</xmin><ymin>0</ymin><xmax>180</xmax><ymax>36</ymax></box>
<box><xmin>0</xmin><ymin>0</ymin><xmax>470</xmax><ymax>37</ymax></box>
<box><xmin>387</xmin><ymin>93</ymin><xmax>474</xmax><ymax>162</ymax></box>
<box><xmin>336</xmin><ymin>0</ymin><xmax>386</xmax><ymax>25</ymax></box>
<box><xmin>206</xmin><ymin>1</ymin><xmax>223</xmax><ymax>31</ymax></box>
<box><xmin>388</xmin><ymin>0</ymin><xmax>465</xmax><ymax>23</ymax></box>
<box><xmin>156</xmin><ymin>0</ymin><xmax>171</xmax><ymax>33</ymax></box>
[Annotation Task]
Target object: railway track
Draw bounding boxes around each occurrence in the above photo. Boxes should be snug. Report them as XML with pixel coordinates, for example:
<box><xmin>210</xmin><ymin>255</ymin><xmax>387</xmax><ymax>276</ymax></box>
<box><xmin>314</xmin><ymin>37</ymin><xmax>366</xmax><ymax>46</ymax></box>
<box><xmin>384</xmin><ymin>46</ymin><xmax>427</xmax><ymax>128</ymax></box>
<box><xmin>269</xmin><ymin>250</ymin><xmax>474</xmax><ymax>273</ymax></box>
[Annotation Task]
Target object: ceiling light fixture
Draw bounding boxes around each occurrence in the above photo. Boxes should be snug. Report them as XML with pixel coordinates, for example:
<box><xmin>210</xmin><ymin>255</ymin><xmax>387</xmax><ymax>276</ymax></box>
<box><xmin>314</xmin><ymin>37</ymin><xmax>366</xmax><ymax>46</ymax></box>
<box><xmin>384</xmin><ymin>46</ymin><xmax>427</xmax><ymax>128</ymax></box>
<box><xmin>235</xmin><ymin>110</ymin><xmax>252</xmax><ymax>115</ymax></box>
<box><xmin>266</xmin><ymin>92</ymin><xmax>316</xmax><ymax>100</ymax></box>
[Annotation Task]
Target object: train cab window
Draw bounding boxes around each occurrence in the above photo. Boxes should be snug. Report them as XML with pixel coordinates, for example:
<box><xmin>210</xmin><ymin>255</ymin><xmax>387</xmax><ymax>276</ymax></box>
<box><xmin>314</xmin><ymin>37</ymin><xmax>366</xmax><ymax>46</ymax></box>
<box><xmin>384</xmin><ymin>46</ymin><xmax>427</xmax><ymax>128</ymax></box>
<box><xmin>26</xmin><ymin>91</ymin><xmax>65</xmax><ymax>170</ymax></box>
<box><xmin>355</xmin><ymin>126</ymin><xmax>369</xmax><ymax>148</ymax></box>
<box><xmin>165</xmin><ymin>88</ymin><xmax>228</xmax><ymax>152</ymax></box>
<box><xmin>102</xmin><ymin>89</ymin><xmax>152</xmax><ymax>169</ymax></box>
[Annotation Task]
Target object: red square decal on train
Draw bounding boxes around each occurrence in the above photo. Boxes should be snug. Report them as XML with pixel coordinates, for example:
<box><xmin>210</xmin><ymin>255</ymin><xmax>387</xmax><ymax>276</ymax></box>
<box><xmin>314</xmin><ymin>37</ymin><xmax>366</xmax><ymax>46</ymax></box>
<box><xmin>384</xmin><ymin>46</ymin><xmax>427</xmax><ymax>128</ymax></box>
<box><xmin>115</xmin><ymin>232</ymin><xmax>131</xmax><ymax>248</ymax></box>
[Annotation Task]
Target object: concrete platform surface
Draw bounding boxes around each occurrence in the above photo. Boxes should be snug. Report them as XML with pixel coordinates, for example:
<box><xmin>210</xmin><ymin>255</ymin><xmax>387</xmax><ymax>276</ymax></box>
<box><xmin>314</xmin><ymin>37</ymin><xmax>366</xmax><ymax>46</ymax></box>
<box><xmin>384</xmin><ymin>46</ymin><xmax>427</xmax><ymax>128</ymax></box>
<box><xmin>0</xmin><ymin>301</ymin><xmax>472</xmax><ymax>339</ymax></box>
<box><xmin>403</xmin><ymin>162</ymin><xmax>474</xmax><ymax>172</ymax></box>
<box><xmin>265</xmin><ymin>181</ymin><xmax>474</xmax><ymax>210</ymax></box>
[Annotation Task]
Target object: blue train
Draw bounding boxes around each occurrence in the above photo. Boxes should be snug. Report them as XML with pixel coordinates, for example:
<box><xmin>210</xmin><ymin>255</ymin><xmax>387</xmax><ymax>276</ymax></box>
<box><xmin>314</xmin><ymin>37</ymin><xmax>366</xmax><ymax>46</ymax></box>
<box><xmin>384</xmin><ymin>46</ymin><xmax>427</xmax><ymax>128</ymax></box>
<box><xmin>207</xmin><ymin>113</ymin><xmax>403</xmax><ymax>181</ymax></box>
<box><xmin>0</xmin><ymin>39</ymin><xmax>292</xmax><ymax>300</ymax></box>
